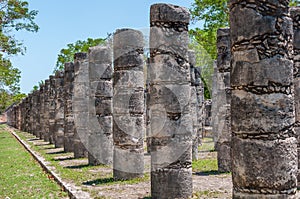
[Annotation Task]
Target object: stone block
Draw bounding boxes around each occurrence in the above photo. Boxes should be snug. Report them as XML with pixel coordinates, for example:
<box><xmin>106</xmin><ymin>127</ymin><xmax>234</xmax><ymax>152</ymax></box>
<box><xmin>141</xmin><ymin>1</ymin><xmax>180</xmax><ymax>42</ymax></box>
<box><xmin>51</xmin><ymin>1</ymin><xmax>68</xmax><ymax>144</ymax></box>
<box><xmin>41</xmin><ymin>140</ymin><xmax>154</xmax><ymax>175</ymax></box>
<box><xmin>148</xmin><ymin>54</ymin><xmax>190</xmax><ymax>83</ymax></box>
<box><xmin>231</xmin><ymin>90</ymin><xmax>294</xmax><ymax>135</ymax></box>
<box><xmin>232</xmin><ymin>136</ymin><xmax>297</xmax><ymax>193</ymax></box>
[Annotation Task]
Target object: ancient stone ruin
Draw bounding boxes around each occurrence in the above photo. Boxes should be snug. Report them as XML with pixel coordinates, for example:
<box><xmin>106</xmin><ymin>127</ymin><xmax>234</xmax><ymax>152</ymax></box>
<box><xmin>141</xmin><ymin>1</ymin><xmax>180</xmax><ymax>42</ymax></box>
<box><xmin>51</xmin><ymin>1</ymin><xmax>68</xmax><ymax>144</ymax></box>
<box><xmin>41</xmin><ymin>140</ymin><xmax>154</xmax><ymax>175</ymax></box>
<box><xmin>149</xmin><ymin>3</ymin><xmax>193</xmax><ymax>198</ymax></box>
<box><xmin>5</xmin><ymin>2</ymin><xmax>300</xmax><ymax>199</ymax></box>
<box><xmin>230</xmin><ymin>0</ymin><xmax>297</xmax><ymax>198</ymax></box>
<box><xmin>113</xmin><ymin>28</ymin><xmax>145</xmax><ymax>180</ymax></box>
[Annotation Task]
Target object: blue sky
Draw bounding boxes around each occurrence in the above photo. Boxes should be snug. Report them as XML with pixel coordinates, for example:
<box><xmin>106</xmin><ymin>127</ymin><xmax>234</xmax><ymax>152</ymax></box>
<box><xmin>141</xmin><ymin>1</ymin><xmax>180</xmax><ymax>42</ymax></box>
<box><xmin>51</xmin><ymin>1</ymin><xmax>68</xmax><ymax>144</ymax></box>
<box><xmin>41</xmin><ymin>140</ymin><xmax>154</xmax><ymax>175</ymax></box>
<box><xmin>11</xmin><ymin>0</ymin><xmax>199</xmax><ymax>93</ymax></box>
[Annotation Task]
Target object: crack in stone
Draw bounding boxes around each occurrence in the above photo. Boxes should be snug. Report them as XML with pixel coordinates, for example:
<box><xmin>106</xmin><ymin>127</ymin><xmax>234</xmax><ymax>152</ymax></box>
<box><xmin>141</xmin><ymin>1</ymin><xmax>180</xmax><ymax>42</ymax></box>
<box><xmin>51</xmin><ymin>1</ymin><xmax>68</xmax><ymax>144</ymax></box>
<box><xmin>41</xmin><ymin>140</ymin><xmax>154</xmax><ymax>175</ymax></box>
<box><xmin>150</xmin><ymin>21</ymin><xmax>188</xmax><ymax>32</ymax></box>
<box><xmin>233</xmin><ymin>123</ymin><xmax>295</xmax><ymax>141</ymax></box>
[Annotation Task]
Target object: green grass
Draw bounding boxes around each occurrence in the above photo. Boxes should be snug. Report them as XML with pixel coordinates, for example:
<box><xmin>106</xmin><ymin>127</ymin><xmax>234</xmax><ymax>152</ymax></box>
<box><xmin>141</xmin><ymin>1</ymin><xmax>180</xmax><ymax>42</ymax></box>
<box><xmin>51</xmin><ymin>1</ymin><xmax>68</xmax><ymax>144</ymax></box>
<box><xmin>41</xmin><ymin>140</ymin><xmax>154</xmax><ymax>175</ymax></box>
<box><xmin>192</xmin><ymin>158</ymin><xmax>218</xmax><ymax>173</ymax></box>
<box><xmin>199</xmin><ymin>137</ymin><xmax>215</xmax><ymax>152</ymax></box>
<box><xmin>13</xmin><ymin>128</ymin><xmax>150</xmax><ymax>190</ymax></box>
<box><xmin>0</xmin><ymin>125</ymin><xmax>68</xmax><ymax>199</ymax></box>
<box><xmin>193</xmin><ymin>137</ymin><xmax>218</xmax><ymax>174</ymax></box>
<box><xmin>193</xmin><ymin>190</ymin><xmax>222</xmax><ymax>198</ymax></box>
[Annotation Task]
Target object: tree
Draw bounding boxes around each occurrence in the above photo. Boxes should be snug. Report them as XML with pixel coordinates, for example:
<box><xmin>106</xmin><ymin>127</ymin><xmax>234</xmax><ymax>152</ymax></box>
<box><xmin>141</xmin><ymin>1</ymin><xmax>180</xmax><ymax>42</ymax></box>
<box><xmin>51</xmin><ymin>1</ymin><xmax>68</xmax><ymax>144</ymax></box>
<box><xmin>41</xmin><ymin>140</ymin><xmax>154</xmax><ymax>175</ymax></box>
<box><xmin>0</xmin><ymin>0</ymin><xmax>38</xmax><ymax>112</ymax></box>
<box><xmin>54</xmin><ymin>37</ymin><xmax>108</xmax><ymax>72</ymax></box>
<box><xmin>189</xmin><ymin>0</ymin><xmax>299</xmax><ymax>99</ymax></box>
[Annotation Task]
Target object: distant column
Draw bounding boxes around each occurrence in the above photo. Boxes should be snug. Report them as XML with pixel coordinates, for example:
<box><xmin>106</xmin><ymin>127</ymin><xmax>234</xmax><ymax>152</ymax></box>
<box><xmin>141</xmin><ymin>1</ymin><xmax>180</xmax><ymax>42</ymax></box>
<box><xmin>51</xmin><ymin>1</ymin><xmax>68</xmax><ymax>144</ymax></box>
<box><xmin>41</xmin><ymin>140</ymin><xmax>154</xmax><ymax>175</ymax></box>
<box><xmin>48</xmin><ymin>75</ymin><xmax>56</xmax><ymax>144</ymax></box>
<box><xmin>194</xmin><ymin>67</ymin><xmax>204</xmax><ymax>145</ymax></box>
<box><xmin>188</xmin><ymin>50</ymin><xmax>199</xmax><ymax>160</ymax></box>
<box><xmin>35</xmin><ymin>90</ymin><xmax>41</xmax><ymax>138</ymax></box>
<box><xmin>54</xmin><ymin>71</ymin><xmax>65</xmax><ymax>148</ymax></box>
<box><xmin>39</xmin><ymin>84</ymin><xmax>45</xmax><ymax>140</ymax></box>
<box><xmin>73</xmin><ymin>53</ymin><xmax>88</xmax><ymax>158</ymax></box>
<box><xmin>43</xmin><ymin>79</ymin><xmax>51</xmax><ymax>142</ymax></box>
<box><xmin>113</xmin><ymin>28</ymin><xmax>145</xmax><ymax>179</ymax></box>
<box><xmin>64</xmin><ymin>63</ymin><xmax>75</xmax><ymax>152</ymax></box>
<box><xmin>216</xmin><ymin>28</ymin><xmax>231</xmax><ymax>172</ymax></box>
<box><xmin>230</xmin><ymin>0</ymin><xmax>297</xmax><ymax>197</ymax></box>
<box><xmin>88</xmin><ymin>46</ymin><xmax>113</xmax><ymax>166</ymax></box>
<box><xmin>291</xmin><ymin>6</ymin><xmax>300</xmax><ymax>187</ymax></box>
<box><xmin>149</xmin><ymin>4</ymin><xmax>192</xmax><ymax>198</ymax></box>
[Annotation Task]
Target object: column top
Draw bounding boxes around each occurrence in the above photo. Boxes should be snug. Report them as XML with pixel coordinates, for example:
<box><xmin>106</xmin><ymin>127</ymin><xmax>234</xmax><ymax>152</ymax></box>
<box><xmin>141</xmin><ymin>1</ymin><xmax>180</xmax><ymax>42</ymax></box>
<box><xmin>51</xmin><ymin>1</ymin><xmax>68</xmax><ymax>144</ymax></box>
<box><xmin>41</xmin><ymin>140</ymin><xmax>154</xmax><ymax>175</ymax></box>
<box><xmin>150</xmin><ymin>3</ymin><xmax>190</xmax><ymax>24</ymax></box>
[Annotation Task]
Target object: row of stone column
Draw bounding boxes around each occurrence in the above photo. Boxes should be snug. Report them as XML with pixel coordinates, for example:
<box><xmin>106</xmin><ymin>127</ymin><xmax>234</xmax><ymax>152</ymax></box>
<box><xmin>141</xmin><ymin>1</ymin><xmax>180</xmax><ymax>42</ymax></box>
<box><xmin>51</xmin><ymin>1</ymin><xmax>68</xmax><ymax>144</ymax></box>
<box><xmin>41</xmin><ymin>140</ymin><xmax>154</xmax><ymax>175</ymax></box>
<box><xmin>5</xmin><ymin>3</ymin><xmax>207</xmax><ymax>198</ymax></box>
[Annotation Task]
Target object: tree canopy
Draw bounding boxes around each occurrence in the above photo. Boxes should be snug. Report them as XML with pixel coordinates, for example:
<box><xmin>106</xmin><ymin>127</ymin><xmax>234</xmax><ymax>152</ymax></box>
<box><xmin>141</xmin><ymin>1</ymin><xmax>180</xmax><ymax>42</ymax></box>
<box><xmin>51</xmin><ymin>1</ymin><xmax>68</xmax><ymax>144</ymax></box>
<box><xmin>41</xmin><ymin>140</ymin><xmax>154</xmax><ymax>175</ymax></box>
<box><xmin>54</xmin><ymin>37</ymin><xmax>107</xmax><ymax>72</ymax></box>
<box><xmin>0</xmin><ymin>0</ymin><xmax>38</xmax><ymax>113</ymax></box>
<box><xmin>189</xmin><ymin>0</ymin><xmax>299</xmax><ymax>99</ymax></box>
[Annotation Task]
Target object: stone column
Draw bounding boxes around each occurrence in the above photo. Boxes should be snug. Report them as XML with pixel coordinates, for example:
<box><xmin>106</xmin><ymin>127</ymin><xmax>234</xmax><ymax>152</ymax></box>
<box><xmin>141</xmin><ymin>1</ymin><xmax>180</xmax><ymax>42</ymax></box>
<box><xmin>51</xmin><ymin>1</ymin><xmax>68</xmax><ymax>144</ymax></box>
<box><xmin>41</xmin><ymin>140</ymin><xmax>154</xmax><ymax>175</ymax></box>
<box><xmin>211</xmin><ymin>61</ymin><xmax>218</xmax><ymax>145</ymax></box>
<box><xmin>113</xmin><ymin>28</ymin><xmax>144</xmax><ymax>179</ymax></box>
<box><xmin>291</xmin><ymin>6</ymin><xmax>300</xmax><ymax>187</ymax></box>
<box><xmin>31</xmin><ymin>91</ymin><xmax>38</xmax><ymax>136</ymax></box>
<box><xmin>194</xmin><ymin>67</ymin><xmax>204</xmax><ymax>146</ymax></box>
<box><xmin>73</xmin><ymin>53</ymin><xmax>88</xmax><ymax>158</ymax></box>
<box><xmin>230</xmin><ymin>0</ymin><xmax>297</xmax><ymax>198</ymax></box>
<box><xmin>28</xmin><ymin>94</ymin><xmax>33</xmax><ymax>134</ymax></box>
<box><xmin>54</xmin><ymin>71</ymin><xmax>65</xmax><ymax>148</ymax></box>
<box><xmin>43</xmin><ymin>79</ymin><xmax>51</xmax><ymax>142</ymax></box>
<box><xmin>216</xmin><ymin>28</ymin><xmax>231</xmax><ymax>172</ymax></box>
<box><xmin>49</xmin><ymin>75</ymin><xmax>56</xmax><ymax>144</ymax></box>
<box><xmin>149</xmin><ymin>4</ymin><xmax>192</xmax><ymax>198</ymax></box>
<box><xmin>64</xmin><ymin>62</ymin><xmax>75</xmax><ymax>152</ymax></box>
<box><xmin>189</xmin><ymin>50</ymin><xmax>199</xmax><ymax>160</ymax></box>
<box><xmin>25</xmin><ymin>94</ymin><xmax>31</xmax><ymax>133</ymax></box>
<box><xmin>34</xmin><ymin>90</ymin><xmax>41</xmax><ymax>137</ymax></box>
<box><xmin>39</xmin><ymin>84</ymin><xmax>45</xmax><ymax>140</ymax></box>
<box><xmin>88</xmin><ymin>46</ymin><xmax>113</xmax><ymax>166</ymax></box>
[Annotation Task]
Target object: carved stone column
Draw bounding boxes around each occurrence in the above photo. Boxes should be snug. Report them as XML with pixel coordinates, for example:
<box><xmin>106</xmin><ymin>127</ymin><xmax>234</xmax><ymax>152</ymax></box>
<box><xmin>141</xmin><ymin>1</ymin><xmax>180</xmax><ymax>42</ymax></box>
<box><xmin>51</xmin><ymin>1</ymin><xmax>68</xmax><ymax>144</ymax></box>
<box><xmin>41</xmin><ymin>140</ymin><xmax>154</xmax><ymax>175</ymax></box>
<box><xmin>230</xmin><ymin>0</ymin><xmax>297</xmax><ymax>197</ymax></box>
<box><xmin>113</xmin><ymin>29</ymin><xmax>145</xmax><ymax>179</ymax></box>
<box><xmin>149</xmin><ymin>4</ymin><xmax>192</xmax><ymax>198</ymax></box>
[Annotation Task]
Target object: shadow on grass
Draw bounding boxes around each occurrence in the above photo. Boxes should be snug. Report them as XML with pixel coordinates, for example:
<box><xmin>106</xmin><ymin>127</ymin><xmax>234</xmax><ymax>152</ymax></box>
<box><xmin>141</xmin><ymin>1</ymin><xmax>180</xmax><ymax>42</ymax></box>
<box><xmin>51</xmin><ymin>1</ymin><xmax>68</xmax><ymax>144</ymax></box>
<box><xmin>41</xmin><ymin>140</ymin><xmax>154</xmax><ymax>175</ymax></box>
<box><xmin>82</xmin><ymin>177</ymin><xmax>115</xmax><ymax>186</ymax></box>
<box><xmin>46</xmin><ymin>150</ymin><xmax>65</xmax><ymax>155</ymax></box>
<box><xmin>199</xmin><ymin>149</ymin><xmax>216</xmax><ymax>153</ymax></box>
<box><xmin>194</xmin><ymin>170</ymin><xmax>229</xmax><ymax>176</ymax></box>
<box><xmin>35</xmin><ymin>143</ymin><xmax>52</xmax><ymax>147</ymax></box>
<box><xmin>53</xmin><ymin>156</ymin><xmax>75</xmax><ymax>161</ymax></box>
<box><xmin>27</xmin><ymin>138</ymin><xmax>40</xmax><ymax>141</ymax></box>
<box><xmin>65</xmin><ymin>164</ymin><xmax>90</xmax><ymax>169</ymax></box>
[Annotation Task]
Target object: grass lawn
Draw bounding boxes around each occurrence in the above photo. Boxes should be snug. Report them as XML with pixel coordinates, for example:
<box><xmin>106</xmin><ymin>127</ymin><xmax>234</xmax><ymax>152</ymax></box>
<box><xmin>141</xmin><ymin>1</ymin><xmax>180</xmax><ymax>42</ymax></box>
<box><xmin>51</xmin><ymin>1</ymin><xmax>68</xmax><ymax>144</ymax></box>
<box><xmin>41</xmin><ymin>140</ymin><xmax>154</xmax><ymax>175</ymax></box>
<box><xmin>0</xmin><ymin>125</ymin><xmax>68</xmax><ymax>199</ymax></box>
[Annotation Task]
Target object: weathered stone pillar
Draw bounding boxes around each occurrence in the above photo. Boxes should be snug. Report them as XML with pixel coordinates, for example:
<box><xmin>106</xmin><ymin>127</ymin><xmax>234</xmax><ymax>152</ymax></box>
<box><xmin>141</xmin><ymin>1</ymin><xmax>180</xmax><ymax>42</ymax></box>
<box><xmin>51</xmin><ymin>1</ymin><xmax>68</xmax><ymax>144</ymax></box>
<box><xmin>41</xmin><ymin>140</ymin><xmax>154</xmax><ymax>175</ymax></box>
<box><xmin>189</xmin><ymin>50</ymin><xmax>199</xmax><ymax>160</ymax></box>
<box><xmin>291</xmin><ymin>6</ymin><xmax>300</xmax><ymax>187</ymax></box>
<box><xmin>146</xmin><ymin>58</ymin><xmax>151</xmax><ymax>154</ymax></box>
<box><xmin>113</xmin><ymin>28</ymin><xmax>144</xmax><ymax>179</ymax></box>
<box><xmin>43</xmin><ymin>79</ymin><xmax>50</xmax><ymax>142</ymax></box>
<box><xmin>216</xmin><ymin>28</ymin><xmax>231</xmax><ymax>172</ymax></box>
<box><xmin>28</xmin><ymin>94</ymin><xmax>33</xmax><ymax>134</ymax></box>
<box><xmin>39</xmin><ymin>84</ymin><xmax>45</xmax><ymax>140</ymax></box>
<box><xmin>88</xmin><ymin>46</ymin><xmax>113</xmax><ymax>166</ymax></box>
<box><xmin>149</xmin><ymin>4</ymin><xmax>192</xmax><ymax>198</ymax></box>
<box><xmin>64</xmin><ymin>62</ymin><xmax>75</xmax><ymax>152</ymax></box>
<box><xmin>73</xmin><ymin>53</ymin><xmax>88</xmax><ymax>158</ymax></box>
<box><xmin>31</xmin><ymin>91</ymin><xmax>38</xmax><ymax>136</ymax></box>
<box><xmin>25</xmin><ymin>96</ymin><xmax>31</xmax><ymax>132</ymax></box>
<box><xmin>194</xmin><ymin>67</ymin><xmax>204</xmax><ymax>146</ymax></box>
<box><xmin>230</xmin><ymin>0</ymin><xmax>297</xmax><ymax>198</ymax></box>
<box><xmin>211</xmin><ymin>61</ymin><xmax>218</xmax><ymax>145</ymax></box>
<box><xmin>35</xmin><ymin>90</ymin><xmax>41</xmax><ymax>138</ymax></box>
<box><xmin>54</xmin><ymin>71</ymin><xmax>65</xmax><ymax>148</ymax></box>
<box><xmin>49</xmin><ymin>75</ymin><xmax>56</xmax><ymax>144</ymax></box>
